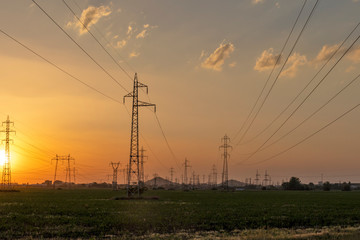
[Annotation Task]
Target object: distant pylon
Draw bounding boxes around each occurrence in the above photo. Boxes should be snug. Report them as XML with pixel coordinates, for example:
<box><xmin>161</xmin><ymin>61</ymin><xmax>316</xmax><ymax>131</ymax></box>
<box><xmin>170</xmin><ymin>167</ymin><xmax>174</xmax><ymax>184</ymax></box>
<box><xmin>52</xmin><ymin>154</ymin><xmax>74</xmax><ymax>189</ymax></box>
<box><xmin>255</xmin><ymin>170</ymin><xmax>260</xmax><ymax>185</ymax></box>
<box><xmin>124</xmin><ymin>73</ymin><xmax>156</xmax><ymax>197</ymax></box>
<box><xmin>139</xmin><ymin>146</ymin><xmax>147</xmax><ymax>185</ymax></box>
<box><xmin>1</xmin><ymin>116</ymin><xmax>15</xmax><ymax>189</ymax></box>
<box><xmin>110</xmin><ymin>162</ymin><xmax>120</xmax><ymax>190</ymax></box>
<box><xmin>219</xmin><ymin>134</ymin><xmax>232</xmax><ymax>190</ymax></box>
<box><xmin>183</xmin><ymin>158</ymin><xmax>191</xmax><ymax>186</ymax></box>
<box><xmin>211</xmin><ymin>164</ymin><xmax>217</xmax><ymax>188</ymax></box>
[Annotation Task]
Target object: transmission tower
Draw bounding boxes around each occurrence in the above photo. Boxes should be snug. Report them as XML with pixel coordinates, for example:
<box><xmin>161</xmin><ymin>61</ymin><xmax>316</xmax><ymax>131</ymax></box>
<box><xmin>170</xmin><ymin>167</ymin><xmax>174</xmax><ymax>184</ymax></box>
<box><xmin>183</xmin><ymin>158</ymin><xmax>191</xmax><ymax>186</ymax></box>
<box><xmin>263</xmin><ymin>170</ymin><xmax>269</xmax><ymax>186</ymax></box>
<box><xmin>255</xmin><ymin>170</ymin><xmax>260</xmax><ymax>185</ymax></box>
<box><xmin>1</xmin><ymin>116</ymin><xmax>15</xmax><ymax>189</ymax></box>
<box><xmin>52</xmin><ymin>154</ymin><xmax>74</xmax><ymax>189</ymax></box>
<box><xmin>124</xmin><ymin>73</ymin><xmax>156</xmax><ymax>197</ymax></box>
<box><xmin>110</xmin><ymin>162</ymin><xmax>120</xmax><ymax>190</ymax></box>
<box><xmin>139</xmin><ymin>146</ymin><xmax>147</xmax><ymax>184</ymax></box>
<box><xmin>219</xmin><ymin>134</ymin><xmax>232</xmax><ymax>190</ymax></box>
<box><xmin>211</xmin><ymin>164</ymin><xmax>217</xmax><ymax>188</ymax></box>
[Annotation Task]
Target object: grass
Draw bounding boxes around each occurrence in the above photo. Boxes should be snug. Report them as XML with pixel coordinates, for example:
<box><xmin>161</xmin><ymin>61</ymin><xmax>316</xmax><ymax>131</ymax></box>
<box><xmin>0</xmin><ymin>188</ymin><xmax>360</xmax><ymax>239</ymax></box>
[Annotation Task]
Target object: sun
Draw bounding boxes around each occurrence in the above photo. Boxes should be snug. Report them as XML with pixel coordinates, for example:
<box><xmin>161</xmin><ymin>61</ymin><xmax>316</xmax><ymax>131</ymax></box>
<box><xmin>0</xmin><ymin>150</ymin><xmax>6</xmax><ymax>166</ymax></box>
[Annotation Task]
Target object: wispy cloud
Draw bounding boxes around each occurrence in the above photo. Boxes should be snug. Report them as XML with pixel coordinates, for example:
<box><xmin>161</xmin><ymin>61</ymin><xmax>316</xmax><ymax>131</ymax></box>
<box><xmin>136</xmin><ymin>29</ymin><xmax>147</xmax><ymax>39</ymax></box>
<box><xmin>129</xmin><ymin>51</ymin><xmax>140</xmax><ymax>58</ymax></box>
<box><xmin>229</xmin><ymin>62</ymin><xmax>237</xmax><ymax>68</ymax></box>
<box><xmin>280</xmin><ymin>52</ymin><xmax>307</xmax><ymax>78</ymax></box>
<box><xmin>127</xmin><ymin>24</ymin><xmax>133</xmax><ymax>36</ymax></box>
<box><xmin>312</xmin><ymin>44</ymin><xmax>341</xmax><ymax>64</ymax></box>
<box><xmin>201</xmin><ymin>42</ymin><xmax>235</xmax><ymax>71</ymax></box>
<box><xmin>115</xmin><ymin>39</ymin><xmax>127</xmax><ymax>49</ymax></box>
<box><xmin>67</xmin><ymin>5</ymin><xmax>111</xmax><ymax>35</ymax></box>
<box><xmin>347</xmin><ymin>48</ymin><xmax>360</xmax><ymax>63</ymax></box>
<box><xmin>252</xmin><ymin>0</ymin><xmax>265</xmax><ymax>4</ymax></box>
<box><xmin>254</xmin><ymin>48</ymin><xmax>281</xmax><ymax>72</ymax></box>
<box><xmin>135</xmin><ymin>24</ymin><xmax>157</xmax><ymax>39</ymax></box>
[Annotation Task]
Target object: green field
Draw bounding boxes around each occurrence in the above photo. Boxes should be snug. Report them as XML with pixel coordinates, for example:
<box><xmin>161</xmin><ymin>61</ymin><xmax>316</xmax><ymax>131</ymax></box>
<box><xmin>1</xmin><ymin>189</ymin><xmax>360</xmax><ymax>239</ymax></box>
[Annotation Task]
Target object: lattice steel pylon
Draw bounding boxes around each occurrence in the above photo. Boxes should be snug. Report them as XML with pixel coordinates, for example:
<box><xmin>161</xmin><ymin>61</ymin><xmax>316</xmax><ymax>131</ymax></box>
<box><xmin>139</xmin><ymin>146</ymin><xmax>147</xmax><ymax>186</ymax></box>
<box><xmin>219</xmin><ymin>134</ymin><xmax>232</xmax><ymax>190</ymax></box>
<box><xmin>124</xmin><ymin>73</ymin><xmax>156</xmax><ymax>197</ymax></box>
<box><xmin>1</xmin><ymin>116</ymin><xmax>15</xmax><ymax>189</ymax></box>
<box><xmin>110</xmin><ymin>162</ymin><xmax>120</xmax><ymax>190</ymax></box>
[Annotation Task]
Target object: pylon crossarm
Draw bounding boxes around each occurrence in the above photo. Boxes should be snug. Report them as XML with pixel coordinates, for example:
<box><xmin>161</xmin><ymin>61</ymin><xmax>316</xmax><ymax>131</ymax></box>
<box><xmin>137</xmin><ymin>82</ymin><xmax>148</xmax><ymax>93</ymax></box>
<box><xmin>137</xmin><ymin>101</ymin><xmax>156</xmax><ymax>112</ymax></box>
<box><xmin>123</xmin><ymin>92</ymin><xmax>133</xmax><ymax>103</ymax></box>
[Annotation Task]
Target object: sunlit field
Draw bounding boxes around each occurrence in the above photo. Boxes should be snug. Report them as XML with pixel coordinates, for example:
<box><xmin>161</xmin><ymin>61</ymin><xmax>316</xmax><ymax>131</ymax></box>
<box><xmin>0</xmin><ymin>189</ymin><xmax>360</xmax><ymax>239</ymax></box>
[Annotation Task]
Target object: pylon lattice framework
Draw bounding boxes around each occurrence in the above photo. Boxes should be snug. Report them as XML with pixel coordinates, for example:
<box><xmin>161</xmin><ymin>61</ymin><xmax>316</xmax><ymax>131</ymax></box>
<box><xmin>219</xmin><ymin>134</ymin><xmax>232</xmax><ymax>190</ymax></box>
<box><xmin>1</xmin><ymin>116</ymin><xmax>15</xmax><ymax>188</ymax></box>
<box><xmin>124</xmin><ymin>73</ymin><xmax>155</xmax><ymax>197</ymax></box>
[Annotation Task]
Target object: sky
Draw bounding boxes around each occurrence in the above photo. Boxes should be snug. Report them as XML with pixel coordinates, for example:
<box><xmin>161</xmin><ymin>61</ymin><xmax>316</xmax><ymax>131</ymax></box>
<box><xmin>0</xmin><ymin>0</ymin><xmax>360</xmax><ymax>185</ymax></box>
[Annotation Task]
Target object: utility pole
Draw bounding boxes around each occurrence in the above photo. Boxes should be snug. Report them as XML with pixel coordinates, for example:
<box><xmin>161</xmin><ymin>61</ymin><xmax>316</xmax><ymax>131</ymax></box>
<box><xmin>124</xmin><ymin>73</ymin><xmax>156</xmax><ymax>197</ymax></box>
<box><xmin>219</xmin><ymin>134</ymin><xmax>232</xmax><ymax>190</ymax></box>
<box><xmin>183</xmin><ymin>158</ymin><xmax>191</xmax><ymax>186</ymax></box>
<box><xmin>1</xmin><ymin>116</ymin><xmax>15</xmax><ymax>189</ymax></box>
<box><xmin>110</xmin><ymin>162</ymin><xmax>120</xmax><ymax>190</ymax></box>
<box><xmin>139</xmin><ymin>146</ymin><xmax>147</xmax><ymax>184</ymax></box>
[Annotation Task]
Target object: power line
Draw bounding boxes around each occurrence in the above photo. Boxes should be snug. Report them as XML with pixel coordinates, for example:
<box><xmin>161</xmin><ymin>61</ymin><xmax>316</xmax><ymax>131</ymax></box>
<box><xmin>0</xmin><ymin>28</ymin><xmax>123</xmax><ymax>104</ymax></box>
<box><xmin>245</xmin><ymin>102</ymin><xmax>360</xmax><ymax>165</ymax></box>
<box><xmin>62</xmin><ymin>0</ymin><xmax>134</xmax><ymax>81</ymax></box>
<box><xmin>238</xmin><ymin>20</ymin><xmax>360</xmax><ymax>147</ymax></box>
<box><xmin>232</xmin><ymin>0</ymin><xmax>308</xmax><ymax>141</ymax></box>
<box><xmin>242</xmin><ymin>30</ymin><xmax>360</xmax><ymax>163</ymax></box>
<box><xmin>31</xmin><ymin>0</ymin><xmax>129</xmax><ymax>93</ymax></box>
<box><xmin>235</xmin><ymin>0</ymin><xmax>319</xmax><ymax>147</ymax></box>
<box><xmin>259</xmin><ymin>72</ymin><xmax>360</xmax><ymax>153</ymax></box>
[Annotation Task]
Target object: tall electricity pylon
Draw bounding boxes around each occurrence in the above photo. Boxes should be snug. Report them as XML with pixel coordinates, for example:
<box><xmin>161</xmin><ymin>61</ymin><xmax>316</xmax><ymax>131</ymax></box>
<box><xmin>110</xmin><ymin>162</ymin><xmax>120</xmax><ymax>190</ymax></box>
<box><xmin>255</xmin><ymin>170</ymin><xmax>260</xmax><ymax>185</ymax></box>
<box><xmin>52</xmin><ymin>154</ymin><xmax>74</xmax><ymax>189</ymax></box>
<box><xmin>124</xmin><ymin>73</ymin><xmax>155</xmax><ymax>197</ymax></box>
<box><xmin>139</xmin><ymin>146</ymin><xmax>147</xmax><ymax>184</ymax></box>
<box><xmin>211</xmin><ymin>164</ymin><xmax>217</xmax><ymax>188</ymax></box>
<box><xmin>170</xmin><ymin>167</ymin><xmax>174</xmax><ymax>184</ymax></box>
<box><xmin>183</xmin><ymin>158</ymin><xmax>191</xmax><ymax>186</ymax></box>
<box><xmin>1</xmin><ymin>116</ymin><xmax>15</xmax><ymax>189</ymax></box>
<box><xmin>219</xmin><ymin>134</ymin><xmax>232</xmax><ymax>190</ymax></box>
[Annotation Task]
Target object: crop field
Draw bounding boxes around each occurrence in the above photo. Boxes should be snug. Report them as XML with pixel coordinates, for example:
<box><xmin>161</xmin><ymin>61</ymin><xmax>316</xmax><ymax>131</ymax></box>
<box><xmin>0</xmin><ymin>189</ymin><xmax>360</xmax><ymax>239</ymax></box>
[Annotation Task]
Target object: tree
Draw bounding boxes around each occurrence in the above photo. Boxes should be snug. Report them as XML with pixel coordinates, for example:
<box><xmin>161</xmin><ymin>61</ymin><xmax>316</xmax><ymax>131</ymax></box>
<box><xmin>282</xmin><ymin>177</ymin><xmax>303</xmax><ymax>190</ymax></box>
<box><xmin>323</xmin><ymin>181</ymin><xmax>331</xmax><ymax>191</ymax></box>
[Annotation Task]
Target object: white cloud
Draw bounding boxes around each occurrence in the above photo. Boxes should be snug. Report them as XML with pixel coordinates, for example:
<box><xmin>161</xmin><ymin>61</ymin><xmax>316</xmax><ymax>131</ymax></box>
<box><xmin>129</xmin><ymin>51</ymin><xmax>140</xmax><ymax>58</ymax></box>
<box><xmin>252</xmin><ymin>0</ymin><xmax>265</xmax><ymax>4</ymax></box>
<box><xmin>254</xmin><ymin>48</ymin><xmax>281</xmax><ymax>72</ymax></box>
<box><xmin>280</xmin><ymin>52</ymin><xmax>307</xmax><ymax>78</ymax></box>
<box><xmin>67</xmin><ymin>5</ymin><xmax>111</xmax><ymax>35</ymax></box>
<box><xmin>144</xmin><ymin>24</ymin><xmax>150</xmax><ymax>28</ymax></box>
<box><xmin>312</xmin><ymin>44</ymin><xmax>341</xmax><ymax>64</ymax></box>
<box><xmin>127</xmin><ymin>25</ymin><xmax>133</xmax><ymax>36</ymax></box>
<box><xmin>201</xmin><ymin>42</ymin><xmax>235</xmax><ymax>71</ymax></box>
<box><xmin>229</xmin><ymin>62</ymin><xmax>237</xmax><ymax>68</ymax></box>
<box><xmin>115</xmin><ymin>39</ymin><xmax>127</xmax><ymax>49</ymax></box>
<box><xmin>347</xmin><ymin>48</ymin><xmax>360</xmax><ymax>63</ymax></box>
<box><xmin>136</xmin><ymin>29</ymin><xmax>147</xmax><ymax>39</ymax></box>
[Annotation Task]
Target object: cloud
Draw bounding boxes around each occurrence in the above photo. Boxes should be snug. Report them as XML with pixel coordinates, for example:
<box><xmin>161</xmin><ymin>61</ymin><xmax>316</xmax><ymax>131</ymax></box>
<box><xmin>67</xmin><ymin>5</ymin><xmax>111</xmax><ymax>35</ymax></box>
<box><xmin>201</xmin><ymin>42</ymin><xmax>235</xmax><ymax>71</ymax></box>
<box><xmin>280</xmin><ymin>52</ymin><xmax>307</xmax><ymax>78</ymax></box>
<box><xmin>127</xmin><ymin>25</ymin><xmax>133</xmax><ymax>36</ymax></box>
<box><xmin>252</xmin><ymin>0</ymin><xmax>265</xmax><ymax>4</ymax></box>
<box><xmin>115</xmin><ymin>39</ymin><xmax>127</xmax><ymax>49</ymax></box>
<box><xmin>347</xmin><ymin>48</ymin><xmax>360</xmax><ymax>63</ymax></box>
<box><xmin>144</xmin><ymin>24</ymin><xmax>150</xmax><ymax>29</ymax></box>
<box><xmin>254</xmin><ymin>48</ymin><xmax>282</xmax><ymax>72</ymax></box>
<box><xmin>129</xmin><ymin>51</ymin><xmax>140</xmax><ymax>58</ymax></box>
<box><xmin>312</xmin><ymin>44</ymin><xmax>341</xmax><ymax>64</ymax></box>
<box><xmin>136</xmin><ymin>29</ymin><xmax>147</xmax><ymax>39</ymax></box>
<box><xmin>229</xmin><ymin>62</ymin><xmax>237</xmax><ymax>68</ymax></box>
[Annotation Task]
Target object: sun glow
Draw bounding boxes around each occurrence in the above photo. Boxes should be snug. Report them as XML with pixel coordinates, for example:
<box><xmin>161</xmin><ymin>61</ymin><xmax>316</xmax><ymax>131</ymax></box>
<box><xmin>0</xmin><ymin>150</ymin><xmax>6</xmax><ymax>166</ymax></box>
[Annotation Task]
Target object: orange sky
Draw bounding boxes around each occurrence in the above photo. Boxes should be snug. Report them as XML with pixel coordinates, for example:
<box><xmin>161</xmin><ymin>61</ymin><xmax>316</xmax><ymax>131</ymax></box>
<box><xmin>1</xmin><ymin>0</ymin><xmax>360</xmax><ymax>184</ymax></box>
